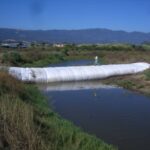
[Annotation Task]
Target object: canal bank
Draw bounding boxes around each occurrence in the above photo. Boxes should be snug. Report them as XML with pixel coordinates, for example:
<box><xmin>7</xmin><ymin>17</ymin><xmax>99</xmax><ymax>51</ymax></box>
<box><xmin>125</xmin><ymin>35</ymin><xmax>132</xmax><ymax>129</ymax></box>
<box><xmin>0</xmin><ymin>71</ymin><xmax>116</xmax><ymax>150</ymax></box>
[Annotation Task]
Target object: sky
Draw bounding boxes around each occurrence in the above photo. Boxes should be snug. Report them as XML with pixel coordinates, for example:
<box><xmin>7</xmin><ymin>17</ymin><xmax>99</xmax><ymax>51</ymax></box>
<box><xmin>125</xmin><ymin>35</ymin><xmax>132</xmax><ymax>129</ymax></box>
<box><xmin>0</xmin><ymin>0</ymin><xmax>150</xmax><ymax>32</ymax></box>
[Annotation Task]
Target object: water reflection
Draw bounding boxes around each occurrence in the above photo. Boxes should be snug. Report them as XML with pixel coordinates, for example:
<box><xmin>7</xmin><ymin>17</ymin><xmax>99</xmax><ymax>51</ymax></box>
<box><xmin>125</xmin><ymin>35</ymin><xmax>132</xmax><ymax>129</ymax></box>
<box><xmin>38</xmin><ymin>80</ymin><xmax>118</xmax><ymax>92</ymax></box>
<box><xmin>38</xmin><ymin>60</ymin><xmax>150</xmax><ymax>150</ymax></box>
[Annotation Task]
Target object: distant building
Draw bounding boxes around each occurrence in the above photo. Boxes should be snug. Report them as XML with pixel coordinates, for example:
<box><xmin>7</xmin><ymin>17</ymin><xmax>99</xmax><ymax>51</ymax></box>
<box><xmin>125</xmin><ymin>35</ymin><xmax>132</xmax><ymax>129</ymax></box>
<box><xmin>20</xmin><ymin>41</ymin><xmax>31</xmax><ymax>48</ymax></box>
<box><xmin>53</xmin><ymin>43</ymin><xmax>65</xmax><ymax>48</ymax></box>
<box><xmin>1</xmin><ymin>43</ymin><xmax>18</xmax><ymax>48</ymax></box>
<box><xmin>0</xmin><ymin>40</ymin><xmax>30</xmax><ymax>48</ymax></box>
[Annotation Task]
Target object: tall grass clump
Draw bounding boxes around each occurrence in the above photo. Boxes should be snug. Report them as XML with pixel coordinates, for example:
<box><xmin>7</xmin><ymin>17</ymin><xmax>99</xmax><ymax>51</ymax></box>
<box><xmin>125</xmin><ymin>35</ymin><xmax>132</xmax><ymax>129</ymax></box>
<box><xmin>0</xmin><ymin>72</ymin><xmax>45</xmax><ymax>150</ymax></box>
<box><xmin>0</xmin><ymin>96</ymin><xmax>43</xmax><ymax>150</ymax></box>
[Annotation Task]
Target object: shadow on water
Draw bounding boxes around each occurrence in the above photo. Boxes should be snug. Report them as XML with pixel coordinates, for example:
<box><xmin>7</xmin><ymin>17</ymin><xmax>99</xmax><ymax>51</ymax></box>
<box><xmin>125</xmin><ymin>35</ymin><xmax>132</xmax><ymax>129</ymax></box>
<box><xmin>38</xmin><ymin>60</ymin><xmax>150</xmax><ymax>150</ymax></box>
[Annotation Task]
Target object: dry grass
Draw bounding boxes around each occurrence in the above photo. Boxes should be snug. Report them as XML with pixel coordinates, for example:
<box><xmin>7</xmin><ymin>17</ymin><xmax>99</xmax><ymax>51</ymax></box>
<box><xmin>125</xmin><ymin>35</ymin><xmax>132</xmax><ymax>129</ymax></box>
<box><xmin>0</xmin><ymin>71</ymin><xmax>24</xmax><ymax>96</ymax></box>
<box><xmin>0</xmin><ymin>72</ymin><xmax>45</xmax><ymax>150</ymax></box>
<box><xmin>0</xmin><ymin>95</ymin><xmax>43</xmax><ymax>150</ymax></box>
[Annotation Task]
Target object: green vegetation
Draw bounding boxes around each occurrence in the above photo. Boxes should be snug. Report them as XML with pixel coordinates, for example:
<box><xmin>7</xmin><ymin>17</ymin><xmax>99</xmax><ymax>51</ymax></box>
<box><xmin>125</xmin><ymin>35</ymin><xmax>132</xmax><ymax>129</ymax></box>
<box><xmin>0</xmin><ymin>71</ymin><xmax>116</xmax><ymax>150</ymax></box>
<box><xmin>116</xmin><ymin>80</ymin><xmax>136</xmax><ymax>89</ymax></box>
<box><xmin>1</xmin><ymin>43</ymin><xmax>150</xmax><ymax>67</ymax></box>
<box><xmin>144</xmin><ymin>70</ymin><xmax>150</xmax><ymax>80</ymax></box>
<box><xmin>142</xmin><ymin>44</ymin><xmax>150</xmax><ymax>51</ymax></box>
<box><xmin>1</xmin><ymin>51</ymin><xmax>65</xmax><ymax>67</ymax></box>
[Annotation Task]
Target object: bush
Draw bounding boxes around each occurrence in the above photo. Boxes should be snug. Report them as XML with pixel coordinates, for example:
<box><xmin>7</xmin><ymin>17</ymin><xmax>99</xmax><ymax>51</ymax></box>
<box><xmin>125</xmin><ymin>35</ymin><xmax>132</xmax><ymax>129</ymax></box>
<box><xmin>117</xmin><ymin>80</ymin><xmax>135</xmax><ymax>89</ymax></box>
<box><xmin>2</xmin><ymin>52</ymin><xmax>24</xmax><ymax>66</ymax></box>
<box><xmin>10</xmin><ymin>52</ymin><xmax>23</xmax><ymax>65</ymax></box>
<box><xmin>144</xmin><ymin>70</ymin><xmax>150</xmax><ymax>80</ymax></box>
<box><xmin>2</xmin><ymin>52</ymin><xmax>9</xmax><ymax>63</ymax></box>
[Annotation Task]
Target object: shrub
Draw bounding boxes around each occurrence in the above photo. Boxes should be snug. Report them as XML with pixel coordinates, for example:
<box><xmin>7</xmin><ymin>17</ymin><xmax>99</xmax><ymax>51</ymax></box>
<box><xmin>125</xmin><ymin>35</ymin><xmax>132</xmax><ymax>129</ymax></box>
<box><xmin>117</xmin><ymin>80</ymin><xmax>135</xmax><ymax>89</ymax></box>
<box><xmin>2</xmin><ymin>52</ymin><xmax>9</xmax><ymax>63</ymax></box>
<box><xmin>9</xmin><ymin>52</ymin><xmax>23</xmax><ymax>65</ymax></box>
<box><xmin>144</xmin><ymin>70</ymin><xmax>150</xmax><ymax>80</ymax></box>
<box><xmin>1</xmin><ymin>52</ymin><xmax>24</xmax><ymax>66</ymax></box>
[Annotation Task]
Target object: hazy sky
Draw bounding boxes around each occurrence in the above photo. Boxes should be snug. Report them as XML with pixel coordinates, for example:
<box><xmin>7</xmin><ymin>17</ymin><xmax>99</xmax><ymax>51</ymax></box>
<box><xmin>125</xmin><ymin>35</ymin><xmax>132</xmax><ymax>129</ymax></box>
<box><xmin>0</xmin><ymin>0</ymin><xmax>150</xmax><ymax>32</ymax></box>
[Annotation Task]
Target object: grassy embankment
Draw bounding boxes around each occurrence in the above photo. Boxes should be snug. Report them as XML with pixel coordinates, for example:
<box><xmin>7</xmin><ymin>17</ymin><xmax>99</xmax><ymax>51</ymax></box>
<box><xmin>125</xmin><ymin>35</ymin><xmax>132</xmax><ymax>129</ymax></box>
<box><xmin>0</xmin><ymin>71</ymin><xmax>117</xmax><ymax>150</ymax></box>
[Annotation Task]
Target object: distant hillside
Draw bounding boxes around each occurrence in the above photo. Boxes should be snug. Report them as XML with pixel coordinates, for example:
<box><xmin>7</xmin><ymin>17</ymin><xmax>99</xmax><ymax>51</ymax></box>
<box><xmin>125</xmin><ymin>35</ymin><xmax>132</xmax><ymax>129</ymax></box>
<box><xmin>0</xmin><ymin>28</ymin><xmax>150</xmax><ymax>44</ymax></box>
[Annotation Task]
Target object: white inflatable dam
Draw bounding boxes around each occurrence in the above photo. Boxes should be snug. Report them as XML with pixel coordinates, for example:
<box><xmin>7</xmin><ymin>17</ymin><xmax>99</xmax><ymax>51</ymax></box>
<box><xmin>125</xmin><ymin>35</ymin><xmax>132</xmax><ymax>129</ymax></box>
<box><xmin>8</xmin><ymin>62</ymin><xmax>150</xmax><ymax>83</ymax></box>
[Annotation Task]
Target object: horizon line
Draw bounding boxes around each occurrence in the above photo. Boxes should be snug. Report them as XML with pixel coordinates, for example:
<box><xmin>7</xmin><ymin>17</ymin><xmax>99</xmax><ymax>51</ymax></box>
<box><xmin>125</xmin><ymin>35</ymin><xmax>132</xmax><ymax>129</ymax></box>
<box><xmin>0</xmin><ymin>27</ymin><xmax>150</xmax><ymax>34</ymax></box>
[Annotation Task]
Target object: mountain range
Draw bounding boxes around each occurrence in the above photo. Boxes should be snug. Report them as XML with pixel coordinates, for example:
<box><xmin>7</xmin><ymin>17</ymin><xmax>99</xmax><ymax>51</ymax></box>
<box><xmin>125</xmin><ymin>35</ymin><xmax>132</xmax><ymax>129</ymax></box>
<box><xmin>0</xmin><ymin>28</ymin><xmax>150</xmax><ymax>44</ymax></box>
